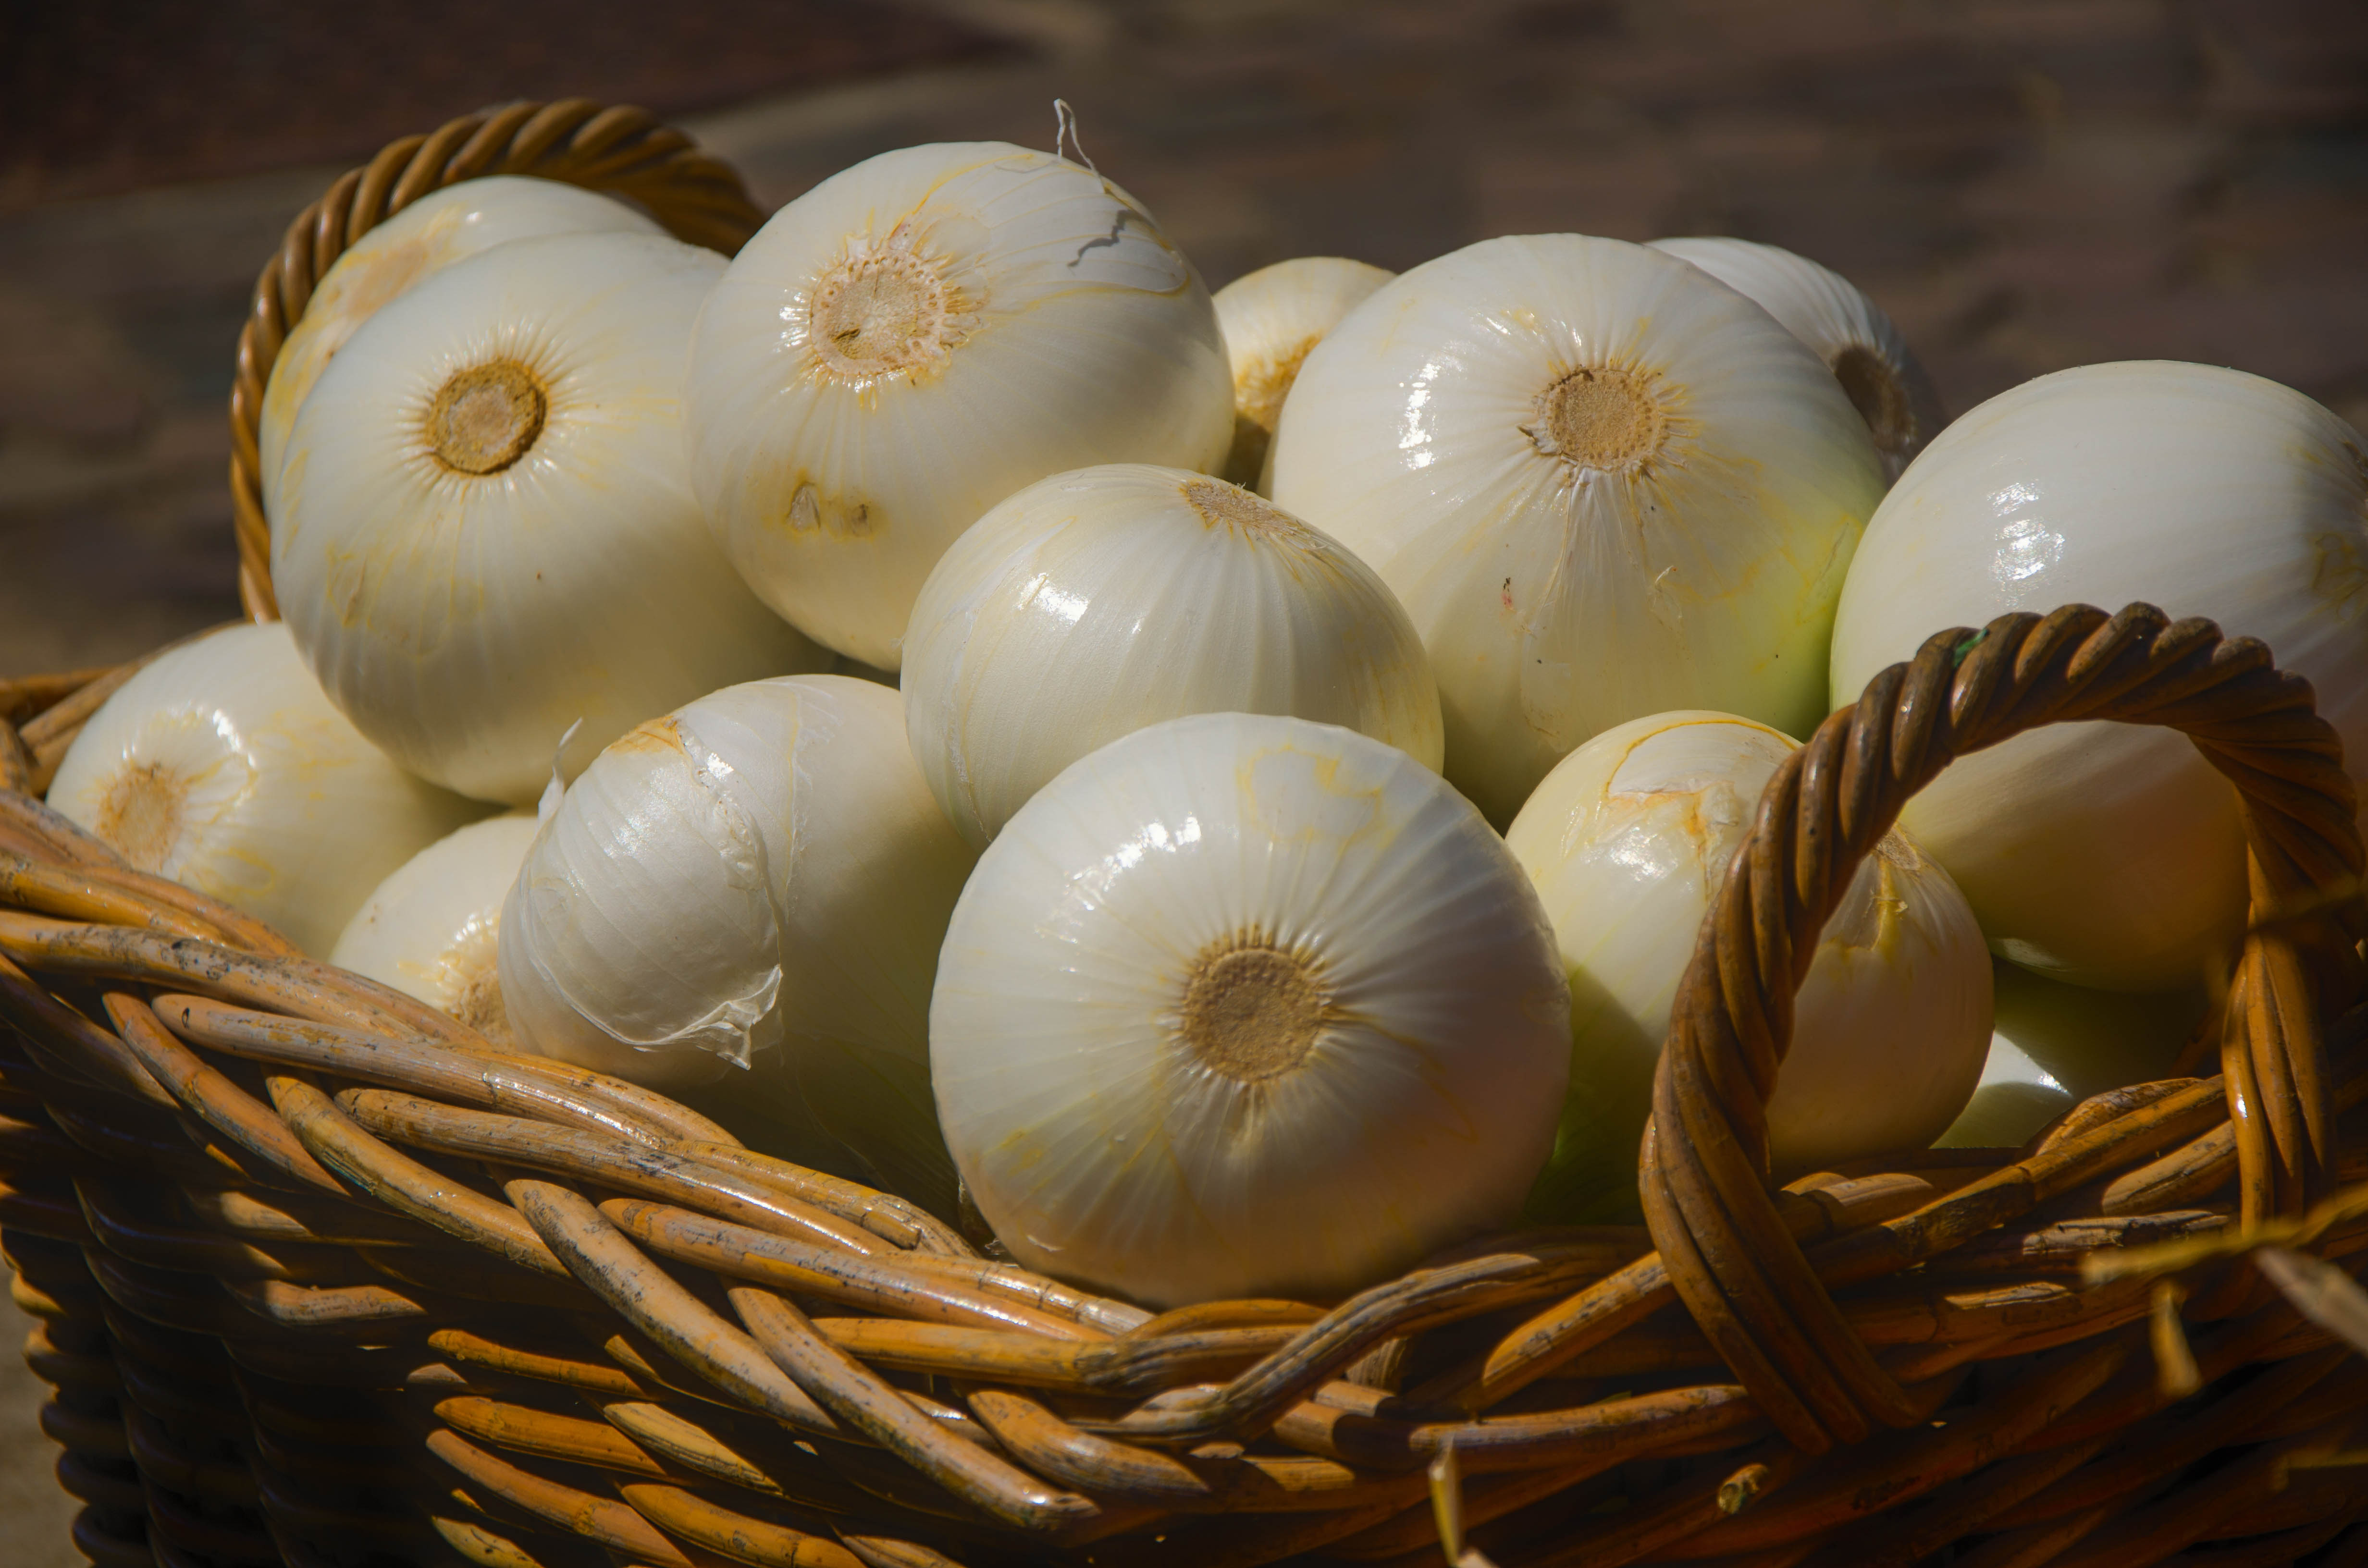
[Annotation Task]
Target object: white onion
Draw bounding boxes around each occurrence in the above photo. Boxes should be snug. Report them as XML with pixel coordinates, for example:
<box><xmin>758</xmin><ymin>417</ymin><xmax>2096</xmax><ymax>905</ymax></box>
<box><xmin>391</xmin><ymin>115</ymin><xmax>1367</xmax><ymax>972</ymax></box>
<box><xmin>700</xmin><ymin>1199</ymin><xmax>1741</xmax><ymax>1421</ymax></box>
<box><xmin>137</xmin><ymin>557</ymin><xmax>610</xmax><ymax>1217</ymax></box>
<box><xmin>258</xmin><ymin>177</ymin><xmax>659</xmax><ymax>492</ymax></box>
<box><xmin>47</xmin><ymin>624</ymin><xmax>483</xmax><ymax>957</ymax></box>
<box><xmin>1504</xmin><ymin>711</ymin><xmax>1991</xmax><ymax>1216</ymax></box>
<box><xmin>1648</xmin><ymin>237</ymin><xmax>1944</xmax><ymax>481</ymax></box>
<box><xmin>1210</xmin><ymin>257</ymin><xmax>1392</xmax><ymax>489</ymax></box>
<box><xmin>684</xmin><ymin>142</ymin><xmax>1235</xmax><ymax>670</ymax></box>
<box><xmin>331</xmin><ymin>813</ymin><xmax>539</xmax><ymax>1043</ymax></box>
<box><xmin>1270</xmin><ymin>234</ymin><xmax>1885</xmax><ymax>824</ymax></box>
<box><xmin>499</xmin><ymin>675</ymin><xmax>975</xmax><ymax>1209</ymax></box>
<box><xmin>1938</xmin><ymin>962</ymin><xmax>2204</xmax><ymax>1148</ymax></box>
<box><xmin>1828</xmin><ymin>361</ymin><xmax>2368</xmax><ymax>990</ymax></box>
<box><xmin>932</xmin><ymin>712</ymin><xmax>1569</xmax><ymax>1307</ymax></box>
<box><xmin>901</xmin><ymin>464</ymin><xmax>1442</xmax><ymax>846</ymax></box>
<box><xmin>268</xmin><ymin>231</ymin><xmax>826</xmax><ymax>806</ymax></box>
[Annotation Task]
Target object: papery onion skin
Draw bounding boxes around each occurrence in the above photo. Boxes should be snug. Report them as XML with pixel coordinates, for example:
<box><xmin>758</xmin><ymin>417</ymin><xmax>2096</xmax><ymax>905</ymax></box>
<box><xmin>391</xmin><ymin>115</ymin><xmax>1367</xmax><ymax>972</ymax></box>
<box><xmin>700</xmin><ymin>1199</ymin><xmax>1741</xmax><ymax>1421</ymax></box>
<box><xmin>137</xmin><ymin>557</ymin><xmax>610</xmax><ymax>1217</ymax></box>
<box><xmin>48</xmin><ymin>624</ymin><xmax>486</xmax><ymax>958</ymax></box>
<box><xmin>1270</xmin><ymin>234</ymin><xmax>1884</xmax><ymax>826</ymax></box>
<box><xmin>685</xmin><ymin>142</ymin><xmax>1235</xmax><ymax>671</ymax></box>
<box><xmin>332</xmin><ymin>813</ymin><xmax>539</xmax><ymax>1044</ymax></box>
<box><xmin>500</xmin><ymin>676</ymin><xmax>975</xmax><ymax>1211</ymax></box>
<box><xmin>269</xmin><ymin>231</ymin><xmax>827</xmax><ymax>807</ymax></box>
<box><xmin>902</xmin><ymin>463</ymin><xmax>1443</xmax><ymax>846</ymax></box>
<box><xmin>1210</xmin><ymin>257</ymin><xmax>1393</xmax><ymax>490</ymax></box>
<box><xmin>258</xmin><ymin>177</ymin><xmax>659</xmax><ymax>493</ymax></box>
<box><xmin>1648</xmin><ymin>236</ymin><xmax>1945</xmax><ymax>482</ymax></box>
<box><xmin>932</xmin><ymin>711</ymin><xmax>1569</xmax><ymax>1308</ymax></box>
<box><xmin>1504</xmin><ymin>711</ymin><xmax>1991</xmax><ymax>1220</ymax></box>
<box><xmin>1828</xmin><ymin>360</ymin><xmax>2368</xmax><ymax>991</ymax></box>
<box><xmin>1937</xmin><ymin>960</ymin><xmax>2202</xmax><ymax>1149</ymax></box>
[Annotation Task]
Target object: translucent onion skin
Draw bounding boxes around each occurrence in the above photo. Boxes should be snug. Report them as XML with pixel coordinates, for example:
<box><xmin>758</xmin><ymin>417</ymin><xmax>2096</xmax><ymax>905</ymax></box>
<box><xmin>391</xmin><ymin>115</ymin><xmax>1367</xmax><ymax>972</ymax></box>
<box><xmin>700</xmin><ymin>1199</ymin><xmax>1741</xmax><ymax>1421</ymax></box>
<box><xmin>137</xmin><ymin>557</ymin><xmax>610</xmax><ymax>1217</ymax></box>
<box><xmin>1504</xmin><ymin>712</ymin><xmax>1991</xmax><ymax>1219</ymax></box>
<box><xmin>48</xmin><ymin>624</ymin><xmax>485</xmax><ymax>958</ymax></box>
<box><xmin>258</xmin><ymin>178</ymin><xmax>659</xmax><ymax>492</ymax></box>
<box><xmin>933</xmin><ymin>712</ymin><xmax>1570</xmax><ymax>1308</ymax></box>
<box><xmin>1938</xmin><ymin>961</ymin><xmax>2202</xmax><ymax>1149</ymax></box>
<box><xmin>1270</xmin><ymin>234</ymin><xmax>1885</xmax><ymax>826</ymax></box>
<box><xmin>269</xmin><ymin>232</ymin><xmax>827</xmax><ymax>806</ymax></box>
<box><xmin>1828</xmin><ymin>361</ymin><xmax>2368</xmax><ymax>991</ymax></box>
<box><xmin>1210</xmin><ymin>257</ymin><xmax>1393</xmax><ymax>490</ymax></box>
<box><xmin>331</xmin><ymin>813</ymin><xmax>540</xmax><ymax>1045</ymax></box>
<box><xmin>901</xmin><ymin>464</ymin><xmax>1443</xmax><ymax>847</ymax></box>
<box><xmin>684</xmin><ymin>142</ymin><xmax>1236</xmax><ymax>670</ymax></box>
<box><xmin>500</xmin><ymin>676</ymin><xmax>976</xmax><ymax>1211</ymax></box>
<box><xmin>1648</xmin><ymin>237</ymin><xmax>1945</xmax><ymax>482</ymax></box>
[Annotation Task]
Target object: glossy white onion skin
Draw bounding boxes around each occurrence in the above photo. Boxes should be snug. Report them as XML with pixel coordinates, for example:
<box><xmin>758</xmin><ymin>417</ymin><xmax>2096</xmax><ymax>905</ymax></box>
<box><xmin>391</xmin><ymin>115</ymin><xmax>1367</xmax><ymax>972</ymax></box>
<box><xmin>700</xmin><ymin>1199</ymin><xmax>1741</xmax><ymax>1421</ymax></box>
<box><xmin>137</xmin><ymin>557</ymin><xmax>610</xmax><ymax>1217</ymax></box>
<box><xmin>901</xmin><ymin>464</ymin><xmax>1443</xmax><ymax>846</ymax></box>
<box><xmin>258</xmin><ymin>177</ymin><xmax>659</xmax><ymax>492</ymax></box>
<box><xmin>269</xmin><ymin>232</ymin><xmax>826</xmax><ymax>807</ymax></box>
<box><xmin>1648</xmin><ymin>237</ymin><xmax>1945</xmax><ymax>482</ymax></box>
<box><xmin>1938</xmin><ymin>960</ymin><xmax>2202</xmax><ymax>1148</ymax></box>
<box><xmin>48</xmin><ymin>624</ymin><xmax>485</xmax><ymax>957</ymax></box>
<box><xmin>933</xmin><ymin>712</ymin><xmax>1570</xmax><ymax>1308</ymax></box>
<box><xmin>1210</xmin><ymin>257</ymin><xmax>1393</xmax><ymax>490</ymax></box>
<box><xmin>1270</xmin><ymin>234</ymin><xmax>1884</xmax><ymax>825</ymax></box>
<box><xmin>332</xmin><ymin>813</ymin><xmax>540</xmax><ymax>1044</ymax></box>
<box><xmin>1829</xmin><ymin>361</ymin><xmax>2368</xmax><ymax>991</ymax></box>
<box><xmin>500</xmin><ymin>676</ymin><xmax>975</xmax><ymax>1209</ymax></box>
<box><xmin>1505</xmin><ymin>712</ymin><xmax>1991</xmax><ymax>1219</ymax></box>
<box><xmin>685</xmin><ymin>142</ymin><xmax>1235</xmax><ymax>670</ymax></box>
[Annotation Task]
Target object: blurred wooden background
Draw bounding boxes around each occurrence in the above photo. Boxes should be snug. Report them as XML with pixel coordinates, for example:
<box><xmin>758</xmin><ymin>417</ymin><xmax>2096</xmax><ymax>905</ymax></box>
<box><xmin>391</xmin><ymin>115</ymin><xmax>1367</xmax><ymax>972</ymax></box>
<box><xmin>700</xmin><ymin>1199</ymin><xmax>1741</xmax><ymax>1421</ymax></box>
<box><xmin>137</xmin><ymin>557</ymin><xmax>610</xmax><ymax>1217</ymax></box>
<box><xmin>3</xmin><ymin>0</ymin><xmax>2365</xmax><ymax>1559</ymax></box>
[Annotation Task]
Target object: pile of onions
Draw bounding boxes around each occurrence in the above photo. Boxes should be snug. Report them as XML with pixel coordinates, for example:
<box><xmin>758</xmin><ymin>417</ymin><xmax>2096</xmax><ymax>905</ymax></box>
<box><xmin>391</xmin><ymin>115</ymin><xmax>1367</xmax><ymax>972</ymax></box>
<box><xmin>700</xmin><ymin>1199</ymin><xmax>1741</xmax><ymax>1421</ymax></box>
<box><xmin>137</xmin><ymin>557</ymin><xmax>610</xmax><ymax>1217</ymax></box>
<box><xmin>932</xmin><ymin>711</ymin><xmax>1569</xmax><ymax>1306</ymax></box>
<box><xmin>1270</xmin><ymin>234</ymin><xmax>1885</xmax><ymax>823</ymax></box>
<box><xmin>1504</xmin><ymin>712</ymin><xmax>1991</xmax><ymax>1217</ymax></box>
<box><xmin>47</xmin><ymin>624</ymin><xmax>483</xmax><ymax>957</ymax></box>
<box><xmin>900</xmin><ymin>463</ymin><xmax>1442</xmax><ymax>845</ymax></box>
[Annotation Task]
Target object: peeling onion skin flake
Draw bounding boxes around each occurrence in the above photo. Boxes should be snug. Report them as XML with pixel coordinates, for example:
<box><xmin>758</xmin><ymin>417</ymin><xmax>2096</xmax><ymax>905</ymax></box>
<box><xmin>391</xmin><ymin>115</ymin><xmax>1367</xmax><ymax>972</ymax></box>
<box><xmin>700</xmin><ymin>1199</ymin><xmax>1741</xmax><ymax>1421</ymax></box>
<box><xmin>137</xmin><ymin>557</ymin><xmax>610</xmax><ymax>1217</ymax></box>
<box><xmin>932</xmin><ymin>711</ymin><xmax>1570</xmax><ymax>1308</ymax></box>
<box><xmin>500</xmin><ymin>676</ymin><xmax>976</xmax><ymax>1214</ymax></box>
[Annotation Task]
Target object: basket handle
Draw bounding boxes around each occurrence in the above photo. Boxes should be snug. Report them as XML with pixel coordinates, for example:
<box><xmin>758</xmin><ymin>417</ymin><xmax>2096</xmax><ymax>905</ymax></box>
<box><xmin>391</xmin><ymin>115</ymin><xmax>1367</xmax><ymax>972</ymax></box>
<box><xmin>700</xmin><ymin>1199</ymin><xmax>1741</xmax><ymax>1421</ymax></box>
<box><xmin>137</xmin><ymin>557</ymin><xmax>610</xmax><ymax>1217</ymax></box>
<box><xmin>227</xmin><ymin>99</ymin><xmax>765</xmax><ymax>622</ymax></box>
<box><xmin>1644</xmin><ymin>601</ymin><xmax>2366</xmax><ymax>1454</ymax></box>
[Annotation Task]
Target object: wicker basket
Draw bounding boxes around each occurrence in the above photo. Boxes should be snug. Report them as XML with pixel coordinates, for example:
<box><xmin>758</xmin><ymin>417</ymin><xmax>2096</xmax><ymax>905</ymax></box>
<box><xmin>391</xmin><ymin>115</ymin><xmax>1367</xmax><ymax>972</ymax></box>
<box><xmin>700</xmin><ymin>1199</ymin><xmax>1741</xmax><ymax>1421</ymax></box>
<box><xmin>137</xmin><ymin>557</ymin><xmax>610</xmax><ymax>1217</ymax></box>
<box><xmin>4</xmin><ymin>103</ymin><xmax>2367</xmax><ymax>1568</ymax></box>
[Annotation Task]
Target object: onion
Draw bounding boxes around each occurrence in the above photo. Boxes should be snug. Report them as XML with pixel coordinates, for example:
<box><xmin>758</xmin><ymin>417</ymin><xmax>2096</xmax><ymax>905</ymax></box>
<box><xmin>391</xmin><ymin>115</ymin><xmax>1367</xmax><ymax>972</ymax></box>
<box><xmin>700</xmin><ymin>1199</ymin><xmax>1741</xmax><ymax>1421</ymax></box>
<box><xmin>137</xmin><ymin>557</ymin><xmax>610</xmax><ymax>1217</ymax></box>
<box><xmin>1503</xmin><ymin>711</ymin><xmax>1991</xmax><ymax>1217</ymax></box>
<box><xmin>268</xmin><ymin>230</ymin><xmax>826</xmax><ymax>806</ymax></box>
<box><xmin>46</xmin><ymin>624</ymin><xmax>483</xmax><ymax>956</ymax></box>
<box><xmin>684</xmin><ymin>142</ymin><xmax>1236</xmax><ymax>670</ymax></box>
<box><xmin>498</xmin><ymin>675</ymin><xmax>975</xmax><ymax>1210</ymax></box>
<box><xmin>932</xmin><ymin>711</ymin><xmax>1569</xmax><ymax>1307</ymax></box>
<box><xmin>1210</xmin><ymin>256</ymin><xmax>1392</xmax><ymax>489</ymax></box>
<box><xmin>1938</xmin><ymin>962</ymin><xmax>2203</xmax><ymax>1148</ymax></box>
<box><xmin>258</xmin><ymin>177</ymin><xmax>659</xmax><ymax>492</ymax></box>
<box><xmin>331</xmin><ymin>813</ymin><xmax>539</xmax><ymax>1043</ymax></box>
<box><xmin>1648</xmin><ymin>237</ymin><xmax>1944</xmax><ymax>480</ymax></box>
<box><xmin>1270</xmin><ymin>234</ymin><xmax>1884</xmax><ymax>824</ymax></box>
<box><xmin>1828</xmin><ymin>361</ymin><xmax>2368</xmax><ymax>989</ymax></box>
<box><xmin>901</xmin><ymin>464</ymin><xmax>1442</xmax><ymax>846</ymax></box>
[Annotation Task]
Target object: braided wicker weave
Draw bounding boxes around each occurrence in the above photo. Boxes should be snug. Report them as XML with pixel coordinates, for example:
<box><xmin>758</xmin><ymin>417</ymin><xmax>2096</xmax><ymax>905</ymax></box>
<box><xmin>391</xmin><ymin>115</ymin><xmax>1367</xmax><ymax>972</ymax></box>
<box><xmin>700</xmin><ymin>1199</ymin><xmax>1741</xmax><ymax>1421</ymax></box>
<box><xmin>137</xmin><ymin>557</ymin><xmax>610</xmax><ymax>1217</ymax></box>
<box><xmin>4</xmin><ymin>107</ymin><xmax>2367</xmax><ymax>1568</ymax></box>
